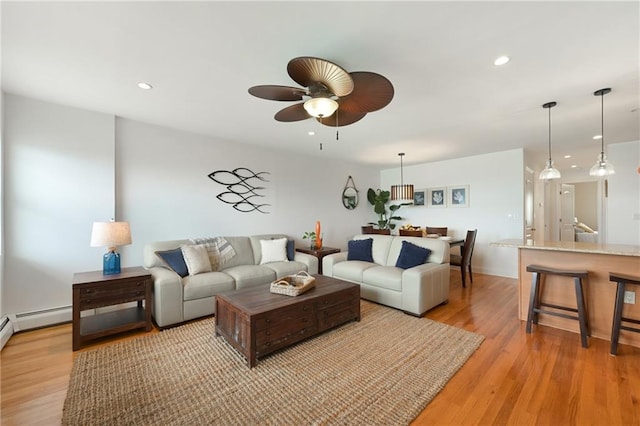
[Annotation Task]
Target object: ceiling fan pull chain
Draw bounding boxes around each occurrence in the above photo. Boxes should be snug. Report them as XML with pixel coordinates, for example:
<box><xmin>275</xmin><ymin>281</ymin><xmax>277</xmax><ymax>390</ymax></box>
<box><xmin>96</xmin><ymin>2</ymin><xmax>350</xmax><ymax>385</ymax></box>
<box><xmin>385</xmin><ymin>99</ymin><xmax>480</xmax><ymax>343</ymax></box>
<box><xmin>320</xmin><ymin>143</ymin><xmax>323</xmax><ymax>151</ymax></box>
<box><xmin>336</xmin><ymin>108</ymin><xmax>340</xmax><ymax>140</ymax></box>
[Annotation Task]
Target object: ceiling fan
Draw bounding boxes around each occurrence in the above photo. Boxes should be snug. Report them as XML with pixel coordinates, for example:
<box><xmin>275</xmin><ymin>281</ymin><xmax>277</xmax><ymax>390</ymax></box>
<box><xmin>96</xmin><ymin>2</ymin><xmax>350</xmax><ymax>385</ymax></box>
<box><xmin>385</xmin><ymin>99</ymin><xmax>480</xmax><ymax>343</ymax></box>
<box><xmin>248</xmin><ymin>56</ymin><xmax>394</xmax><ymax>127</ymax></box>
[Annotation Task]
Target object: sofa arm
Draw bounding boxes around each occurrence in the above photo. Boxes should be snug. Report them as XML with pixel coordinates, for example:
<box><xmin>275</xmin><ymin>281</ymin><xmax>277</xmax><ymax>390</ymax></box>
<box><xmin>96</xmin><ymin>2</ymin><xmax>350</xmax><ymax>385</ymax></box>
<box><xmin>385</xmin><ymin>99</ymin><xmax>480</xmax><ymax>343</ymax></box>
<box><xmin>401</xmin><ymin>262</ymin><xmax>450</xmax><ymax>316</ymax></box>
<box><xmin>147</xmin><ymin>266</ymin><xmax>184</xmax><ymax>327</ymax></box>
<box><xmin>322</xmin><ymin>252</ymin><xmax>348</xmax><ymax>277</ymax></box>
<box><xmin>293</xmin><ymin>252</ymin><xmax>319</xmax><ymax>275</ymax></box>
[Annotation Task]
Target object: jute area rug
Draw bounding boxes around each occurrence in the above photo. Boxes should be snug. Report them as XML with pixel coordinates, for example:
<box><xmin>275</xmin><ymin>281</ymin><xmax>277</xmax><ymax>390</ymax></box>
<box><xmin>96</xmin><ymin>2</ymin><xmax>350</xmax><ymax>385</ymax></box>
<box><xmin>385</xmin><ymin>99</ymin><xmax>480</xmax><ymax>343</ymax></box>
<box><xmin>63</xmin><ymin>301</ymin><xmax>484</xmax><ymax>425</ymax></box>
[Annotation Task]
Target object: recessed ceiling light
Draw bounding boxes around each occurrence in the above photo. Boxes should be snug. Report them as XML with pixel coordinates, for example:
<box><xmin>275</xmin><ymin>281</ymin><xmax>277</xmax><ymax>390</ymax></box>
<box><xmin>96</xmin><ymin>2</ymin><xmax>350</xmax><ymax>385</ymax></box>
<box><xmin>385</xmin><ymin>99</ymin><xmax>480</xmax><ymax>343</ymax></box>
<box><xmin>593</xmin><ymin>134</ymin><xmax>602</xmax><ymax>140</ymax></box>
<box><xmin>564</xmin><ymin>155</ymin><xmax>572</xmax><ymax>159</ymax></box>
<box><xmin>308</xmin><ymin>131</ymin><xmax>315</xmax><ymax>136</ymax></box>
<box><xmin>494</xmin><ymin>55</ymin><xmax>510</xmax><ymax>66</ymax></box>
<box><xmin>571</xmin><ymin>165</ymin><xmax>578</xmax><ymax>168</ymax></box>
<box><xmin>137</xmin><ymin>82</ymin><xmax>153</xmax><ymax>90</ymax></box>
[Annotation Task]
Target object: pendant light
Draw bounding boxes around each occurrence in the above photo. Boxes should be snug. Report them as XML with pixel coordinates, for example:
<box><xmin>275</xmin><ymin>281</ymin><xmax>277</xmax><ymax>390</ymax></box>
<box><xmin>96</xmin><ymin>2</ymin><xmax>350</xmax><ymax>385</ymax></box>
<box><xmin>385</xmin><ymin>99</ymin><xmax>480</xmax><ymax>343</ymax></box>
<box><xmin>589</xmin><ymin>88</ymin><xmax>615</xmax><ymax>177</ymax></box>
<box><xmin>390</xmin><ymin>153</ymin><xmax>414</xmax><ymax>202</ymax></box>
<box><xmin>539</xmin><ymin>101</ymin><xmax>561</xmax><ymax>180</ymax></box>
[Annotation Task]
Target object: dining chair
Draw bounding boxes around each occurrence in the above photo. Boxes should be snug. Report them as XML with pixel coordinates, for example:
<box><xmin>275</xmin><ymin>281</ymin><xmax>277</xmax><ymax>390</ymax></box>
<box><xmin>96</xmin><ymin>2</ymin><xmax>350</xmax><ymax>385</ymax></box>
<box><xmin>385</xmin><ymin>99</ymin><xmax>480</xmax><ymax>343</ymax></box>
<box><xmin>425</xmin><ymin>227</ymin><xmax>448</xmax><ymax>236</ymax></box>
<box><xmin>399</xmin><ymin>229</ymin><xmax>423</xmax><ymax>237</ymax></box>
<box><xmin>450</xmin><ymin>229</ymin><xmax>477</xmax><ymax>287</ymax></box>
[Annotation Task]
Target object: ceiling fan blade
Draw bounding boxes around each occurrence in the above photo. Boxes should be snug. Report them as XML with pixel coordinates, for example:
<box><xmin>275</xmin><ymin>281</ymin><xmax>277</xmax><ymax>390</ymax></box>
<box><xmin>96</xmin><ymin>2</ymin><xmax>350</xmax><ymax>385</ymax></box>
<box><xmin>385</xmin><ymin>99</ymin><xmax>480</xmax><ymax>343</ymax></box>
<box><xmin>339</xmin><ymin>72</ymin><xmax>394</xmax><ymax>113</ymax></box>
<box><xmin>248</xmin><ymin>85</ymin><xmax>306</xmax><ymax>101</ymax></box>
<box><xmin>318</xmin><ymin>109</ymin><xmax>367</xmax><ymax>127</ymax></box>
<box><xmin>274</xmin><ymin>103</ymin><xmax>311</xmax><ymax>122</ymax></box>
<box><xmin>287</xmin><ymin>57</ymin><xmax>354</xmax><ymax>97</ymax></box>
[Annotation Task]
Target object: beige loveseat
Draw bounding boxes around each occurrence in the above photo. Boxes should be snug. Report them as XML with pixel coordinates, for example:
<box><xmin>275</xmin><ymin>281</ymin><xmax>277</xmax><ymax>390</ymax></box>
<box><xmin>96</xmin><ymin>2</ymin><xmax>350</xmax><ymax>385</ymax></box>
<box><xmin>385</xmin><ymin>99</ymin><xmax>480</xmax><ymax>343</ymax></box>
<box><xmin>323</xmin><ymin>234</ymin><xmax>450</xmax><ymax>316</ymax></box>
<box><xmin>143</xmin><ymin>234</ymin><xmax>318</xmax><ymax>327</ymax></box>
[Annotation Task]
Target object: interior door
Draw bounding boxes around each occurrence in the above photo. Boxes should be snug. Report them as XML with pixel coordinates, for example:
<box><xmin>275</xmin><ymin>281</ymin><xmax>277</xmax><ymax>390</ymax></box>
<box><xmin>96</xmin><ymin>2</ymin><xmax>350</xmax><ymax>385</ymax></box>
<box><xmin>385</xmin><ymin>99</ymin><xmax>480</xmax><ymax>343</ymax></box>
<box><xmin>524</xmin><ymin>169</ymin><xmax>535</xmax><ymax>242</ymax></box>
<box><xmin>559</xmin><ymin>184</ymin><xmax>575</xmax><ymax>242</ymax></box>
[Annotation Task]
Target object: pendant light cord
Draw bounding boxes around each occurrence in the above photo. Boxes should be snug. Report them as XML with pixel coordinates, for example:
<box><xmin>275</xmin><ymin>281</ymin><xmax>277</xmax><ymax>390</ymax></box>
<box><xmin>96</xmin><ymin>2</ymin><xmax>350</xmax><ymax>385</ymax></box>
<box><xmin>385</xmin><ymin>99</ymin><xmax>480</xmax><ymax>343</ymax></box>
<box><xmin>600</xmin><ymin>92</ymin><xmax>605</xmax><ymax>155</ymax></box>
<box><xmin>547</xmin><ymin>106</ymin><xmax>552</xmax><ymax>161</ymax></box>
<box><xmin>399</xmin><ymin>153</ymin><xmax>404</xmax><ymax>186</ymax></box>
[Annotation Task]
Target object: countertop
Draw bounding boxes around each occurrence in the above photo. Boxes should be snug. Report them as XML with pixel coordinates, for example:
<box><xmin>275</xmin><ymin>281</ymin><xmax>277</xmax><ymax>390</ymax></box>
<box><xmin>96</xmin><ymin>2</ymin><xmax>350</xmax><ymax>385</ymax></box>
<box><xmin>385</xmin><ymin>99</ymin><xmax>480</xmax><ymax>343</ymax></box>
<box><xmin>491</xmin><ymin>239</ymin><xmax>640</xmax><ymax>257</ymax></box>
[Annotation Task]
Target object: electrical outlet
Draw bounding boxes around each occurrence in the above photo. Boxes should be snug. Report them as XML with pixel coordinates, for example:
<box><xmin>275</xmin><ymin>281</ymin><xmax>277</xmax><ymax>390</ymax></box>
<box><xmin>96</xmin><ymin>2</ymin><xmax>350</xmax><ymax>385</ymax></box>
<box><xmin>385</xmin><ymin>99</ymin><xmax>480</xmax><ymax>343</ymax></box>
<box><xmin>624</xmin><ymin>291</ymin><xmax>636</xmax><ymax>304</ymax></box>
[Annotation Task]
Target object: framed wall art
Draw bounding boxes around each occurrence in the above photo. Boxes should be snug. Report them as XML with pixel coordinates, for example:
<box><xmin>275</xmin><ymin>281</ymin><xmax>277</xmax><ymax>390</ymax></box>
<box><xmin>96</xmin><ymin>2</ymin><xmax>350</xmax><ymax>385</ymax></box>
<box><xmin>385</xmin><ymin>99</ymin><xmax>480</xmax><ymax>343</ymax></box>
<box><xmin>448</xmin><ymin>185</ymin><xmax>469</xmax><ymax>208</ymax></box>
<box><xmin>427</xmin><ymin>187</ymin><xmax>446</xmax><ymax>208</ymax></box>
<box><xmin>413</xmin><ymin>189</ymin><xmax>426</xmax><ymax>206</ymax></box>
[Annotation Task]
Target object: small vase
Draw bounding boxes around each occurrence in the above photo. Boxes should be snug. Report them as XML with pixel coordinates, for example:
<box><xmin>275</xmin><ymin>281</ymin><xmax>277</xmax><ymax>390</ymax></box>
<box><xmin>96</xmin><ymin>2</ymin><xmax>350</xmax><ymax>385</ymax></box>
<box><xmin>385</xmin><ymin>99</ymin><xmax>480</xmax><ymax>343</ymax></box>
<box><xmin>315</xmin><ymin>237</ymin><xmax>322</xmax><ymax>250</ymax></box>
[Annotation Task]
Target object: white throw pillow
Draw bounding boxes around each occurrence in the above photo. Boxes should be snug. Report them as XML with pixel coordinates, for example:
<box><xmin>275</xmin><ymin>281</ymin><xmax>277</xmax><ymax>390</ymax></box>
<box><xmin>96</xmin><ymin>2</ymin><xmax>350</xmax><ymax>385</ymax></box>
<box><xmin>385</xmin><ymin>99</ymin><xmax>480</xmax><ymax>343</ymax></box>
<box><xmin>181</xmin><ymin>244</ymin><xmax>212</xmax><ymax>275</ymax></box>
<box><xmin>260</xmin><ymin>238</ymin><xmax>289</xmax><ymax>264</ymax></box>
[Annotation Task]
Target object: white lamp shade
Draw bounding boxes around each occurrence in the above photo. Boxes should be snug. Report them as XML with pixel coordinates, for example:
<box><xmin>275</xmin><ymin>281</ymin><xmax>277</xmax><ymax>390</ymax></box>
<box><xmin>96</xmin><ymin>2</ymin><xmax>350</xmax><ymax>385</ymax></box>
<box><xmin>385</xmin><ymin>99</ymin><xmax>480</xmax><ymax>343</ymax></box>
<box><xmin>303</xmin><ymin>98</ymin><xmax>338</xmax><ymax>118</ymax></box>
<box><xmin>90</xmin><ymin>221</ymin><xmax>132</xmax><ymax>248</ymax></box>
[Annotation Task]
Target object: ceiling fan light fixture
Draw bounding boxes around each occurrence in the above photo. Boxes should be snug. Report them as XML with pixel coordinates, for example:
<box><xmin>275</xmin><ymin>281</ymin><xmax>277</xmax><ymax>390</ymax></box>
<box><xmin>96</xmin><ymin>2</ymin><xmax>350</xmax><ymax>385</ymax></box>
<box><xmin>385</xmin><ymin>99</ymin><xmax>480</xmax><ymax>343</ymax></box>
<box><xmin>589</xmin><ymin>88</ymin><xmax>615</xmax><ymax>177</ymax></box>
<box><xmin>303</xmin><ymin>97</ymin><xmax>338</xmax><ymax>118</ymax></box>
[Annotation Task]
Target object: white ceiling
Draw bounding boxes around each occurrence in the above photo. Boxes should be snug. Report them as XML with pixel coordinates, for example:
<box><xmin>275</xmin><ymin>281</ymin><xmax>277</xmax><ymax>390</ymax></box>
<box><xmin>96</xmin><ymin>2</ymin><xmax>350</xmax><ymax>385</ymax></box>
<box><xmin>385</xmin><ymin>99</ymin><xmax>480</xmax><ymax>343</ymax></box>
<box><xmin>2</xmin><ymin>1</ymin><xmax>639</xmax><ymax>170</ymax></box>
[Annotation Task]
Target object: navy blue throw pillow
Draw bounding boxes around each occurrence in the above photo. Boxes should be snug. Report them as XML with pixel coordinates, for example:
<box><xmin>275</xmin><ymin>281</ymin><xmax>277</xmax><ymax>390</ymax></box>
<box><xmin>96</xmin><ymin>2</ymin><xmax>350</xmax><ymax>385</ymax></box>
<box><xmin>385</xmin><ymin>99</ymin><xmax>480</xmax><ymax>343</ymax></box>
<box><xmin>395</xmin><ymin>241</ymin><xmax>432</xmax><ymax>269</ymax></box>
<box><xmin>347</xmin><ymin>238</ymin><xmax>374</xmax><ymax>262</ymax></box>
<box><xmin>287</xmin><ymin>239</ymin><xmax>295</xmax><ymax>261</ymax></box>
<box><xmin>156</xmin><ymin>248</ymin><xmax>189</xmax><ymax>277</ymax></box>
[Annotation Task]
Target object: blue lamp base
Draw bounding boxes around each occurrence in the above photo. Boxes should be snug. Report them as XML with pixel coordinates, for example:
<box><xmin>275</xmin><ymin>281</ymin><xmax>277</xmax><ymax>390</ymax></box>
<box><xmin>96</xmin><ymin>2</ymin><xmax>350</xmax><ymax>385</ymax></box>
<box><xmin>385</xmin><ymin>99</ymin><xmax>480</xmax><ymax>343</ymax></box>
<box><xmin>103</xmin><ymin>250</ymin><xmax>121</xmax><ymax>275</ymax></box>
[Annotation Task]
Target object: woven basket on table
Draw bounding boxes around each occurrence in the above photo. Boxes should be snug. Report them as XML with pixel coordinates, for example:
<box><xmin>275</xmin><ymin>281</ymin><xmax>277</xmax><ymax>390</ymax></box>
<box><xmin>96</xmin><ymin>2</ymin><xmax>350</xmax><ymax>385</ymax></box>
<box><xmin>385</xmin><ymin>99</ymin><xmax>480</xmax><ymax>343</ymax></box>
<box><xmin>270</xmin><ymin>271</ymin><xmax>316</xmax><ymax>297</ymax></box>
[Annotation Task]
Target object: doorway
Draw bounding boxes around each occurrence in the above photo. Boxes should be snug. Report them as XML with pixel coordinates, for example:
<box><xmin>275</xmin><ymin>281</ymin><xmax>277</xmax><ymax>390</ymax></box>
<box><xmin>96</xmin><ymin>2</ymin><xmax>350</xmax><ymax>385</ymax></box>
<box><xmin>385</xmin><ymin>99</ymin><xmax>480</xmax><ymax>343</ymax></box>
<box><xmin>546</xmin><ymin>180</ymin><xmax>603</xmax><ymax>242</ymax></box>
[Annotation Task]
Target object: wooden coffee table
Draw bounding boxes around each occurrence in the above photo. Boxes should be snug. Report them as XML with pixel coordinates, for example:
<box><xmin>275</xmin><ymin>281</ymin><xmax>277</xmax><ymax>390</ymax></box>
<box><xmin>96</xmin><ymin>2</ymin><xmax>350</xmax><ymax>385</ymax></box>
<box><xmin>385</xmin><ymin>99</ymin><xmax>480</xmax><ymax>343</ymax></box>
<box><xmin>215</xmin><ymin>275</ymin><xmax>360</xmax><ymax>367</ymax></box>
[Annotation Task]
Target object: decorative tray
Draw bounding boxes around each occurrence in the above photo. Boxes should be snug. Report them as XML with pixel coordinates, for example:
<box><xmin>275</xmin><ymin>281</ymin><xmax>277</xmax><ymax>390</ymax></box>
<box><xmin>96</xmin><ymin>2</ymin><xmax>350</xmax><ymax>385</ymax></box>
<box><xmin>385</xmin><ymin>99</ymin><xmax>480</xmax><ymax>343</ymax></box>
<box><xmin>270</xmin><ymin>271</ymin><xmax>316</xmax><ymax>297</ymax></box>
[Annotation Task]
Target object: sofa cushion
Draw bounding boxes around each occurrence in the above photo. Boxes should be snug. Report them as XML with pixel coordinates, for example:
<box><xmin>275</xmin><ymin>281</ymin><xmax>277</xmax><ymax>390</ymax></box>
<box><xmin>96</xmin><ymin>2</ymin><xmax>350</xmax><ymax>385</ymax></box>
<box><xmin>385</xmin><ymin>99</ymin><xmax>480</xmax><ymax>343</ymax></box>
<box><xmin>222</xmin><ymin>265</ymin><xmax>277</xmax><ymax>289</ymax></box>
<box><xmin>387</xmin><ymin>236</ymin><xmax>448</xmax><ymax>265</ymax></box>
<box><xmin>260</xmin><ymin>238</ymin><xmax>289</xmax><ymax>264</ymax></box>
<box><xmin>347</xmin><ymin>238</ymin><xmax>374</xmax><ymax>262</ymax></box>
<box><xmin>362</xmin><ymin>266</ymin><xmax>403</xmax><ymax>291</ymax></box>
<box><xmin>182</xmin><ymin>271</ymin><xmax>235</xmax><ymax>301</ymax></box>
<box><xmin>287</xmin><ymin>239</ymin><xmax>295</xmax><ymax>261</ymax></box>
<box><xmin>332</xmin><ymin>261</ymin><xmax>377</xmax><ymax>283</ymax></box>
<box><xmin>353</xmin><ymin>234</ymin><xmax>393</xmax><ymax>266</ymax></box>
<box><xmin>181</xmin><ymin>245</ymin><xmax>212</xmax><ymax>275</ymax></box>
<box><xmin>218</xmin><ymin>237</ymin><xmax>256</xmax><ymax>268</ymax></box>
<box><xmin>155</xmin><ymin>248</ymin><xmax>189</xmax><ymax>277</ymax></box>
<box><xmin>263</xmin><ymin>261</ymin><xmax>309</xmax><ymax>279</ymax></box>
<box><xmin>395</xmin><ymin>241</ymin><xmax>432</xmax><ymax>269</ymax></box>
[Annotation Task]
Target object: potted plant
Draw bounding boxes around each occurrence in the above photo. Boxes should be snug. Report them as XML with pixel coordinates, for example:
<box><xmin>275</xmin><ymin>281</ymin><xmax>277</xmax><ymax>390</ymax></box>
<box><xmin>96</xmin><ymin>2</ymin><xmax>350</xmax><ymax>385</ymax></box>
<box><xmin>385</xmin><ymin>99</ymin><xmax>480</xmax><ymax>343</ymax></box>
<box><xmin>366</xmin><ymin>188</ymin><xmax>412</xmax><ymax>232</ymax></box>
<box><xmin>302</xmin><ymin>231</ymin><xmax>317</xmax><ymax>249</ymax></box>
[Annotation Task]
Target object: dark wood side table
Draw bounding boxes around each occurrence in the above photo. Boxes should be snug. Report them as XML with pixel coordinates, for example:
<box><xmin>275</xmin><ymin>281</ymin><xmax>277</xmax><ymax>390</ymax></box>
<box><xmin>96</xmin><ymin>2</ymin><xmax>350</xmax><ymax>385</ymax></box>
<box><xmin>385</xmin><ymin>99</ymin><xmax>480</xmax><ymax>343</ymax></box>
<box><xmin>72</xmin><ymin>266</ymin><xmax>152</xmax><ymax>350</ymax></box>
<box><xmin>295</xmin><ymin>246</ymin><xmax>340</xmax><ymax>275</ymax></box>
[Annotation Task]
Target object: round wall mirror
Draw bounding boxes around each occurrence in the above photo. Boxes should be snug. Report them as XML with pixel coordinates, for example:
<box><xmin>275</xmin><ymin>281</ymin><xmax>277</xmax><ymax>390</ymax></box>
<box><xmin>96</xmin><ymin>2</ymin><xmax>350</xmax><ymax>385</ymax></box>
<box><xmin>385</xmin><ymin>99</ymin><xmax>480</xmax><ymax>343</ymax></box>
<box><xmin>342</xmin><ymin>176</ymin><xmax>359</xmax><ymax>210</ymax></box>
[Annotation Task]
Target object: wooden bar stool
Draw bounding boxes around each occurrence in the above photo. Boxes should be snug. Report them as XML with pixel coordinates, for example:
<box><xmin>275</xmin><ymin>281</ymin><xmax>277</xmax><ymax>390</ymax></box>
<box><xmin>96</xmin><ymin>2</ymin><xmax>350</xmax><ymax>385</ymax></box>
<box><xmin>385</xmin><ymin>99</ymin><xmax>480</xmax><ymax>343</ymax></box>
<box><xmin>526</xmin><ymin>265</ymin><xmax>590</xmax><ymax>348</ymax></box>
<box><xmin>609</xmin><ymin>272</ymin><xmax>640</xmax><ymax>355</ymax></box>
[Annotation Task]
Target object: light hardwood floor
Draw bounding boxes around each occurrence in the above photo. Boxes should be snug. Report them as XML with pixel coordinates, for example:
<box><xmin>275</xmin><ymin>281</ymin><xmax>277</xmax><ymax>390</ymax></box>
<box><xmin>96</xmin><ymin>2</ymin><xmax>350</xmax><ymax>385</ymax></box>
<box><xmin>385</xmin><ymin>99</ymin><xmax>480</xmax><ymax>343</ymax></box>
<box><xmin>2</xmin><ymin>271</ymin><xmax>639</xmax><ymax>425</ymax></box>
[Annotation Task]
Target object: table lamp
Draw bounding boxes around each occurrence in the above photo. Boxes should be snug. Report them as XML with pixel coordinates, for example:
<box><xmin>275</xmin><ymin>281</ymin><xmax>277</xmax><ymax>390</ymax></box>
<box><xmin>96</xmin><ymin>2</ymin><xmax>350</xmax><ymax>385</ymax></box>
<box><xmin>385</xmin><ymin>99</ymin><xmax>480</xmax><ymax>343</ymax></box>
<box><xmin>90</xmin><ymin>221</ymin><xmax>132</xmax><ymax>275</ymax></box>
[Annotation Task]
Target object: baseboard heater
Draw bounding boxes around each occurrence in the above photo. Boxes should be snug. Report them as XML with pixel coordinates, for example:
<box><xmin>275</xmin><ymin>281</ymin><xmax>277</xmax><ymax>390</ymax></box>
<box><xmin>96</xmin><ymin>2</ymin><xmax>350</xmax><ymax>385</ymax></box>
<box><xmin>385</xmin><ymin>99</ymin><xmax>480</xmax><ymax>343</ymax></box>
<box><xmin>0</xmin><ymin>316</ymin><xmax>13</xmax><ymax>351</ymax></box>
<box><xmin>10</xmin><ymin>305</ymin><xmax>72</xmax><ymax>332</ymax></box>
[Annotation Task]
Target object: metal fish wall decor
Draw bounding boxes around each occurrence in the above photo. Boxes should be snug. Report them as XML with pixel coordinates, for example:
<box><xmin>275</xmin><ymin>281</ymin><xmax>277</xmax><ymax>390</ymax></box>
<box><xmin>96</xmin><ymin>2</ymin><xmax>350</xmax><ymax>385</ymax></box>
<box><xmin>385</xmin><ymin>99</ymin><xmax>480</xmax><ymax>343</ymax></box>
<box><xmin>207</xmin><ymin>168</ymin><xmax>271</xmax><ymax>214</ymax></box>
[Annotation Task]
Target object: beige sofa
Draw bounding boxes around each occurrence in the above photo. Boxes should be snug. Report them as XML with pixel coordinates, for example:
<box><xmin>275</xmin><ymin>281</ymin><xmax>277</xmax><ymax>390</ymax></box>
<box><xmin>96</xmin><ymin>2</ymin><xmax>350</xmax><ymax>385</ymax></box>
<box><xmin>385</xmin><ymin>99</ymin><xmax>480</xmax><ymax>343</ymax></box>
<box><xmin>143</xmin><ymin>234</ymin><xmax>318</xmax><ymax>327</ymax></box>
<box><xmin>323</xmin><ymin>234</ymin><xmax>450</xmax><ymax>316</ymax></box>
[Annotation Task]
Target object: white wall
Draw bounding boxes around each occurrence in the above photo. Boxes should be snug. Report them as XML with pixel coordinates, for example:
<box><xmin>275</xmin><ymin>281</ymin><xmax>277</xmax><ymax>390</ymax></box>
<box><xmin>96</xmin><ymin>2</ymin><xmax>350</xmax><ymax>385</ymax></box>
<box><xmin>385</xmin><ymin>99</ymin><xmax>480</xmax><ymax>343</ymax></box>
<box><xmin>380</xmin><ymin>149</ymin><xmax>524</xmax><ymax>278</ymax></box>
<box><xmin>607</xmin><ymin>140</ymin><xmax>640</xmax><ymax>245</ymax></box>
<box><xmin>115</xmin><ymin>118</ymin><xmax>379</xmax><ymax>266</ymax></box>
<box><xmin>3</xmin><ymin>94</ymin><xmax>115</xmax><ymax>315</ymax></box>
<box><xmin>2</xmin><ymin>94</ymin><xmax>379</xmax><ymax>320</ymax></box>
